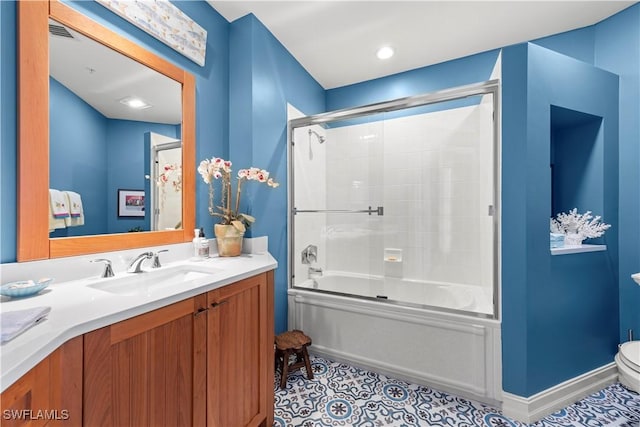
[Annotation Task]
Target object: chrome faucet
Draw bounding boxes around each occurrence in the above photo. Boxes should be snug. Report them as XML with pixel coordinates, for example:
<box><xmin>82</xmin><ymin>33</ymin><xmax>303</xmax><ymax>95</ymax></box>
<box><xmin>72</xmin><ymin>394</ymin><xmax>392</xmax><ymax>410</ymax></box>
<box><xmin>301</xmin><ymin>244</ymin><xmax>317</xmax><ymax>264</ymax></box>
<box><xmin>127</xmin><ymin>252</ymin><xmax>154</xmax><ymax>273</ymax></box>
<box><xmin>152</xmin><ymin>249</ymin><xmax>168</xmax><ymax>268</ymax></box>
<box><xmin>91</xmin><ymin>258</ymin><xmax>114</xmax><ymax>278</ymax></box>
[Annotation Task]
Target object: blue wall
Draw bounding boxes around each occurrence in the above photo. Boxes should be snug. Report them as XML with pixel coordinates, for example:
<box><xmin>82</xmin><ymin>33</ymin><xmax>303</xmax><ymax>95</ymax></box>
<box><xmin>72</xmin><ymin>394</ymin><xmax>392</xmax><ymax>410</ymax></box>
<box><xmin>228</xmin><ymin>14</ymin><xmax>325</xmax><ymax>334</ymax></box>
<box><xmin>106</xmin><ymin>120</ymin><xmax>179</xmax><ymax>234</ymax></box>
<box><xmin>50</xmin><ymin>77</ymin><xmax>108</xmax><ymax>237</ymax></box>
<box><xmin>534</xmin><ymin>26</ymin><xmax>596</xmax><ymax>65</ymax></box>
<box><xmin>536</xmin><ymin>3</ymin><xmax>640</xmax><ymax>351</ymax></box>
<box><xmin>327</xmin><ymin>50</ymin><xmax>500</xmax><ymax>110</ymax></box>
<box><xmin>502</xmin><ymin>43</ymin><xmax>619</xmax><ymax>396</ymax></box>
<box><xmin>324</xmin><ymin>50</ymin><xmax>500</xmax><ymax>129</ymax></box>
<box><xmin>1</xmin><ymin>1</ymin><xmax>17</xmax><ymax>263</ymax></box>
<box><xmin>594</xmin><ymin>5</ymin><xmax>640</xmax><ymax>344</ymax></box>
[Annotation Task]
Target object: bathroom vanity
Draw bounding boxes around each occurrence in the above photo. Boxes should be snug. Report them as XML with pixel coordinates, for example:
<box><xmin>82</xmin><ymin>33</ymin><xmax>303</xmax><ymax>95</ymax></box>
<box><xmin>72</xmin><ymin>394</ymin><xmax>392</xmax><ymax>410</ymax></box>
<box><xmin>1</xmin><ymin>252</ymin><xmax>276</xmax><ymax>427</ymax></box>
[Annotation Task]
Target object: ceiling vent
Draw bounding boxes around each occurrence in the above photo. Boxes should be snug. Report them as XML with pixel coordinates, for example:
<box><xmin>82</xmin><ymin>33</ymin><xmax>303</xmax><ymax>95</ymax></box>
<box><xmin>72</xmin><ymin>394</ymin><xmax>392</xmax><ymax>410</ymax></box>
<box><xmin>49</xmin><ymin>23</ymin><xmax>74</xmax><ymax>39</ymax></box>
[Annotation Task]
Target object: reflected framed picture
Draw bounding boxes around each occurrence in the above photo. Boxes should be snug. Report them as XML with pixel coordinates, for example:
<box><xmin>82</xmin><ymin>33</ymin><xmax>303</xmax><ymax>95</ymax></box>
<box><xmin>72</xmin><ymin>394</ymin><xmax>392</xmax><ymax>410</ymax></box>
<box><xmin>117</xmin><ymin>189</ymin><xmax>145</xmax><ymax>217</ymax></box>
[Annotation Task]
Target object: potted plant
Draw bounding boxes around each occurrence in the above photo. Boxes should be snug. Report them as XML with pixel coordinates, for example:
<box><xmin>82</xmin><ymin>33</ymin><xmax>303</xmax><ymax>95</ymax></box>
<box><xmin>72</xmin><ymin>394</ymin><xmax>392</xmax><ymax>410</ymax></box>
<box><xmin>198</xmin><ymin>157</ymin><xmax>278</xmax><ymax>256</ymax></box>
<box><xmin>156</xmin><ymin>162</ymin><xmax>182</xmax><ymax>209</ymax></box>
<box><xmin>550</xmin><ymin>208</ymin><xmax>611</xmax><ymax>246</ymax></box>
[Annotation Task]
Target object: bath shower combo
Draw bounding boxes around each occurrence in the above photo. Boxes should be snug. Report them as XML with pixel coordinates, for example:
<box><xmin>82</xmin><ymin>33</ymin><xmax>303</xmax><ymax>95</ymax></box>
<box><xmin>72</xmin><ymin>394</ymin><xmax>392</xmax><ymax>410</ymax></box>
<box><xmin>288</xmin><ymin>80</ymin><xmax>502</xmax><ymax>404</ymax></box>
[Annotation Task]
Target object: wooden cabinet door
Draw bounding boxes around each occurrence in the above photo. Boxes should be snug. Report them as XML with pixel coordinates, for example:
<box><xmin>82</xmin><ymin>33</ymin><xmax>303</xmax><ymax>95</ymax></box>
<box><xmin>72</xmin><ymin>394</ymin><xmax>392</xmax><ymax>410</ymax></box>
<box><xmin>0</xmin><ymin>336</ymin><xmax>82</xmax><ymax>427</ymax></box>
<box><xmin>207</xmin><ymin>272</ymin><xmax>274</xmax><ymax>427</ymax></box>
<box><xmin>2</xmin><ymin>355</ymin><xmax>51</xmax><ymax>427</ymax></box>
<box><xmin>83</xmin><ymin>298</ymin><xmax>206</xmax><ymax>427</ymax></box>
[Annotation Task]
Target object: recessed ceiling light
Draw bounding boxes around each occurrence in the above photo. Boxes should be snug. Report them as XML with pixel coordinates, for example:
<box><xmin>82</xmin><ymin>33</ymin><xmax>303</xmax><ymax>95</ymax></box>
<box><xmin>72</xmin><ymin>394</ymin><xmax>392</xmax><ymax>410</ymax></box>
<box><xmin>119</xmin><ymin>96</ymin><xmax>152</xmax><ymax>109</ymax></box>
<box><xmin>376</xmin><ymin>46</ymin><xmax>394</xmax><ymax>60</ymax></box>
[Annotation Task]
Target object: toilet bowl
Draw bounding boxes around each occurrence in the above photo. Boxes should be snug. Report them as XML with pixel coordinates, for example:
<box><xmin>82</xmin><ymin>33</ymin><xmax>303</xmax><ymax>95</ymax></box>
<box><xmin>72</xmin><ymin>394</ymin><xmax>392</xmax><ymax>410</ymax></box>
<box><xmin>616</xmin><ymin>341</ymin><xmax>640</xmax><ymax>393</ymax></box>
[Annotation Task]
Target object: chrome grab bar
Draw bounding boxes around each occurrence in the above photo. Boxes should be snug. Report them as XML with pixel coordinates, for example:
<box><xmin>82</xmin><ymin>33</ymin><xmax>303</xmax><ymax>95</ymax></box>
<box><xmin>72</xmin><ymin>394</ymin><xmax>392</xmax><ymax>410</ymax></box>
<box><xmin>294</xmin><ymin>206</ymin><xmax>384</xmax><ymax>216</ymax></box>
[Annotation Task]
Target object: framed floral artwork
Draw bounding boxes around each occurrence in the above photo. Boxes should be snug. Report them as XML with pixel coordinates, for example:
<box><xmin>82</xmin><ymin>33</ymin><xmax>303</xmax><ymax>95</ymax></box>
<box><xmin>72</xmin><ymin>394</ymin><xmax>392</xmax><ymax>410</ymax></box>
<box><xmin>118</xmin><ymin>189</ymin><xmax>145</xmax><ymax>217</ymax></box>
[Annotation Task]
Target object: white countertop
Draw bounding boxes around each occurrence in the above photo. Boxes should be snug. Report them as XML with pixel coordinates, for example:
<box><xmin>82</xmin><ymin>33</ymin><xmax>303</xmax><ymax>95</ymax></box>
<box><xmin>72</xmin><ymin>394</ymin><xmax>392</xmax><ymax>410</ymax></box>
<box><xmin>0</xmin><ymin>249</ymin><xmax>277</xmax><ymax>392</ymax></box>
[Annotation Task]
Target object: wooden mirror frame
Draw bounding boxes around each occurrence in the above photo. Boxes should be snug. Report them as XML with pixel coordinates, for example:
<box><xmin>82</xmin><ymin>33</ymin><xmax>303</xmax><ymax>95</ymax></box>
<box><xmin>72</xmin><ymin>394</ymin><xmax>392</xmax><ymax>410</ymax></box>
<box><xmin>17</xmin><ymin>0</ymin><xmax>195</xmax><ymax>261</ymax></box>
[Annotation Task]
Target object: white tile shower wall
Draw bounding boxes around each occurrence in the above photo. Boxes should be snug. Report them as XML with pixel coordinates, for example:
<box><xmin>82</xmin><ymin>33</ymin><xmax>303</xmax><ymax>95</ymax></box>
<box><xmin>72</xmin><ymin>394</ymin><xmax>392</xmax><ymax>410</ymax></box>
<box><xmin>292</xmin><ymin>123</ymin><xmax>328</xmax><ymax>284</ymax></box>
<box><xmin>324</xmin><ymin>104</ymin><xmax>494</xmax><ymax>290</ymax></box>
<box><xmin>326</xmin><ymin>122</ymin><xmax>385</xmax><ymax>277</ymax></box>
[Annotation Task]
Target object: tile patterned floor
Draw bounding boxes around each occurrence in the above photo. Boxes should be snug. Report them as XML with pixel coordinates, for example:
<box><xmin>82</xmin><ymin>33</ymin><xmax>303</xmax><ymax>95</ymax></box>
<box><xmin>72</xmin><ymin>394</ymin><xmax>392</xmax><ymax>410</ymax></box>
<box><xmin>274</xmin><ymin>356</ymin><xmax>640</xmax><ymax>427</ymax></box>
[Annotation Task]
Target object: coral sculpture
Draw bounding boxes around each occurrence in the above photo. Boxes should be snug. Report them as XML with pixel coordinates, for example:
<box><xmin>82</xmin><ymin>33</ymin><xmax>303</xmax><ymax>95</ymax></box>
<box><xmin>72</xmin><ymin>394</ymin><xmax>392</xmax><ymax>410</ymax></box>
<box><xmin>550</xmin><ymin>208</ymin><xmax>611</xmax><ymax>243</ymax></box>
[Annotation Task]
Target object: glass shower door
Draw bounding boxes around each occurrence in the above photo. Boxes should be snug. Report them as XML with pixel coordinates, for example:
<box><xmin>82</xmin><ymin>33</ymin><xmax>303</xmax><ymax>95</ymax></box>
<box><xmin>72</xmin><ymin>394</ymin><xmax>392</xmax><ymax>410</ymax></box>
<box><xmin>325</xmin><ymin>116</ymin><xmax>385</xmax><ymax>297</ymax></box>
<box><xmin>291</xmin><ymin>115</ymin><xmax>385</xmax><ymax>299</ymax></box>
<box><xmin>378</xmin><ymin>95</ymin><xmax>496</xmax><ymax>315</ymax></box>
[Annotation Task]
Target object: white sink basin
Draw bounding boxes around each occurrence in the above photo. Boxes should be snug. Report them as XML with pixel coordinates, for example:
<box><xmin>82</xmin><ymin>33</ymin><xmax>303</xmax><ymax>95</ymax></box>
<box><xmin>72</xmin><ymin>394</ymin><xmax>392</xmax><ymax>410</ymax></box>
<box><xmin>632</xmin><ymin>273</ymin><xmax>640</xmax><ymax>286</ymax></box>
<box><xmin>88</xmin><ymin>265</ymin><xmax>222</xmax><ymax>296</ymax></box>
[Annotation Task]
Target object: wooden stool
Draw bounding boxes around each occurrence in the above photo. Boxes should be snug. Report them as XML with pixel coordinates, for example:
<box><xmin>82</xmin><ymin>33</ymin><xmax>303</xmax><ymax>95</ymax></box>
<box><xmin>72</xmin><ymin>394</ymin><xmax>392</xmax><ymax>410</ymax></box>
<box><xmin>275</xmin><ymin>330</ymin><xmax>313</xmax><ymax>389</ymax></box>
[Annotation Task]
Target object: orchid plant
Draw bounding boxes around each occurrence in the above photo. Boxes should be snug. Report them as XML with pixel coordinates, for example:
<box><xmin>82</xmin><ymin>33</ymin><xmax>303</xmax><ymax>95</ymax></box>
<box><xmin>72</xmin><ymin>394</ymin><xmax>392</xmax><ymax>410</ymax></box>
<box><xmin>156</xmin><ymin>163</ymin><xmax>182</xmax><ymax>208</ymax></box>
<box><xmin>550</xmin><ymin>208</ymin><xmax>611</xmax><ymax>240</ymax></box>
<box><xmin>198</xmin><ymin>157</ymin><xmax>279</xmax><ymax>233</ymax></box>
<box><xmin>157</xmin><ymin>163</ymin><xmax>182</xmax><ymax>192</ymax></box>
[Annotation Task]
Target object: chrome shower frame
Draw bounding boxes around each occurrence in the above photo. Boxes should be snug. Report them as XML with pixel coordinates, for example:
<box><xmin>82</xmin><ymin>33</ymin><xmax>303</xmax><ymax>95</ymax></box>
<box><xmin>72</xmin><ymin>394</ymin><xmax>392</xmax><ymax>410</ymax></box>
<box><xmin>287</xmin><ymin>79</ymin><xmax>501</xmax><ymax>320</ymax></box>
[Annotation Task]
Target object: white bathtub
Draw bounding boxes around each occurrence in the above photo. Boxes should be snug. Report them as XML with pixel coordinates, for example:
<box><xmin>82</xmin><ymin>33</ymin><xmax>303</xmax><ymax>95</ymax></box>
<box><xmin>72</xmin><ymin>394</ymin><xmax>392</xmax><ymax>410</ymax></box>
<box><xmin>296</xmin><ymin>272</ymin><xmax>494</xmax><ymax>315</ymax></box>
<box><xmin>288</xmin><ymin>272</ymin><xmax>502</xmax><ymax>405</ymax></box>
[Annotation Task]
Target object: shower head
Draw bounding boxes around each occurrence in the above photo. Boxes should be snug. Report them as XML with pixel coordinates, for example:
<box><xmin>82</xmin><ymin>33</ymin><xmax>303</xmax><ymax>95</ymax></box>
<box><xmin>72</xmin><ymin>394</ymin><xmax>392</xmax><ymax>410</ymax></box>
<box><xmin>308</xmin><ymin>129</ymin><xmax>326</xmax><ymax>144</ymax></box>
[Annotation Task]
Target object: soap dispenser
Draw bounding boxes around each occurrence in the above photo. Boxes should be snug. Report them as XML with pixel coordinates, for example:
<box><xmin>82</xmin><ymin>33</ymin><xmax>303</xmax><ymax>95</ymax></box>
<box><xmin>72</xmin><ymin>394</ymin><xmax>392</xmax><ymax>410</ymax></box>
<box><xmin>198</xmin><ymin>228</ymin><xmax>210</xmax><ymax>258</ymax></box>
<box><xmin>193</xmin><ymin>228</ymin><xmax>201</xmax><ymax>258</ymax></box>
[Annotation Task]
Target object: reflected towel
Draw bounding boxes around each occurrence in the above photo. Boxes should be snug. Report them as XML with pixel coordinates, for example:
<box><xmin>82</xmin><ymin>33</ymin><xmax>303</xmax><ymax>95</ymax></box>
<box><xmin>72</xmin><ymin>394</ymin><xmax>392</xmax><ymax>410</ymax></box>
<box><xmin>63</xmin><ymin>191</ymin><xmax>84</xmax><ymax>227</ymax></box>
<box><xmin>0</xmin><ymin>306</ymin><xmax>51</xmax><ymax>343</ymax></box>
<box><xmin>49</xmin><ymin>189</ymin><xmax>69</xmax><ymax>218</ymax></box>
<box><xmin>48</xmin><ymin>189</ymin><xmax>67</xmax><ymax>232</ymax></box>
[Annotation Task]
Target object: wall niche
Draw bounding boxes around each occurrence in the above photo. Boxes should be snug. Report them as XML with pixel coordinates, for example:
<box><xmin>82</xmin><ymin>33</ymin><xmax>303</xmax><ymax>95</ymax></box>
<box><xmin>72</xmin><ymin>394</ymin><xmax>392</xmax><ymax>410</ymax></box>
<box><xmin>550</xmin><ymin>105</ymin><xmax>604</xmax><ymax>221</ymax></box>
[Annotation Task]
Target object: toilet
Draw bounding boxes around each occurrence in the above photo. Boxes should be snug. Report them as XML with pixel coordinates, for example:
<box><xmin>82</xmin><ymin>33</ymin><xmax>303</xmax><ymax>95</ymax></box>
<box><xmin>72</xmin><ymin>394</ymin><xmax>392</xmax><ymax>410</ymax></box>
<box><xmin>616</xmin><ymin>341</ymin><xmax>640</xmax><ymax>393</ymax></box>
<box><xmin>616</xmin><ymin>273</ymin><xmax>640</xmax><ymax>393</ymax></box>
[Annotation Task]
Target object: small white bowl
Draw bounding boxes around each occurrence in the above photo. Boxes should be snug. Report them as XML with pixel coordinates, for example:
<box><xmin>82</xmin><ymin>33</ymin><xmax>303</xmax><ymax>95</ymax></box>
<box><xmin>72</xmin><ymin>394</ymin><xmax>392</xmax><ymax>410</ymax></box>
<box><xmin>0</xmin><ymin>278</ymin><xmax>53</xmax><ymax>298</ymax></box>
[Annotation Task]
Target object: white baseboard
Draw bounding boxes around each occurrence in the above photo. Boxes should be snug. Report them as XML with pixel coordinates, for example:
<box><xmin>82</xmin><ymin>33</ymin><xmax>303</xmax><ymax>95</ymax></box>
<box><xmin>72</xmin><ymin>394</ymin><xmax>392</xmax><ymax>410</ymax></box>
<box><xmin>502</xmin><ymin>362</ymin><xmax>618</xmax><ymax>424</ymax></box>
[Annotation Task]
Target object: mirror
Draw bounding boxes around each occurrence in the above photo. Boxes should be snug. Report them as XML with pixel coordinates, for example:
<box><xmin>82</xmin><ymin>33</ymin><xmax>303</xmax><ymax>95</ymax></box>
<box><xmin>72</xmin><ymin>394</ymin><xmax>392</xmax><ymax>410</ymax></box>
<box><xmin>18</xmin><ymin>0</ymin><xmax>195</xmax><ymax>261</ymax></box>
<box><xmin>49</xmin><ymin>18</ymin><xmax>183</xmax><ymax>237</ymax></box>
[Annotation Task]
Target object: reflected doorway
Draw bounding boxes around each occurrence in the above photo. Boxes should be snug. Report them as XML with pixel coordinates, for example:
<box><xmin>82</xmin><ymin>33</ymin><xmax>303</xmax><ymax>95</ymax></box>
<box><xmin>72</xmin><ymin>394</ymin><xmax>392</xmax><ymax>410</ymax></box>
<box><xmin>149</xmin><ymin>132</ymin><xmax>182</xmax><ymax>231</ymax></box>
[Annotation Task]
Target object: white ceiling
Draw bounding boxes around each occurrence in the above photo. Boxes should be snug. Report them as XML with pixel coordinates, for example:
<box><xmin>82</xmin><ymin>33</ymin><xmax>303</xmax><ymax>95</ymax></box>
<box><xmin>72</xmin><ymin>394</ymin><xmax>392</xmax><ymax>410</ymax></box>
<box><xmin>208</xmin><ymin>1</ymin><xmax>636</xmax><ymax>89</ymax></box>
<box><xmin>50</xmin><ymin>20</ymin><xmax>181</xmax><ymax>124</ymax></box>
